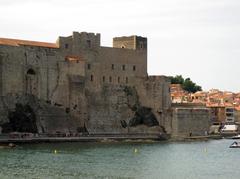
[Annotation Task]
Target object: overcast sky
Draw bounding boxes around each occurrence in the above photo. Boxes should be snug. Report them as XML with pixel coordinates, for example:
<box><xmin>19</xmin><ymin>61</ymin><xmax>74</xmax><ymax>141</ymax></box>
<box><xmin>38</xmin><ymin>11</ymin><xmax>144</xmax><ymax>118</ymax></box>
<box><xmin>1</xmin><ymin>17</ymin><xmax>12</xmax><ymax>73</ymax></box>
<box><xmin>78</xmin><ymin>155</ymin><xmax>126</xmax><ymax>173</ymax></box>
<box><xmin>0</xmin><ymin>0</ymin><xmax>239</xmax><ymax>92</ymax></box>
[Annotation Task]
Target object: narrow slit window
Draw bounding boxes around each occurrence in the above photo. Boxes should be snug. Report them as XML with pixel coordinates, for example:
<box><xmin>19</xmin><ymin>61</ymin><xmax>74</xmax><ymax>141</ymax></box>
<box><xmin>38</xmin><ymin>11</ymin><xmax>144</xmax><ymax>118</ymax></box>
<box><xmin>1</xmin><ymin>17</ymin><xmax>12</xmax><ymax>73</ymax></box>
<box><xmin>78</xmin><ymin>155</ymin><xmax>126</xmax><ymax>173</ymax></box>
<box><xmin>112</xmin><ymin>64</ymin><xmax>114</xmax><ymax>70</ymax></box>
<box><xmin>126</xmin><ymin>77</ymin><xmax>128</xmax><ymax>84</ymax></box>
<box><xmin>87</xmin><ymin>64</ymin><xmax>91</xmax><ymax>70</ymax></box>
<box><xmin>109</xmin><ymin>76</ymin><xmax>112</xmax><ymax>83</ymax></box>
<box><xmin>133</xmin><ymin>65</ymin><xmax>136</xmax><ymax>71</ymax></box>
<box><xmin>103</xmin><ymin>76</ymin><xmax>105</xmax><ymax>82</ymax></box>
<box><xmin>118</xmin><ymin>77</ymin><xmax>120</xmax><ymax>83</ymax></box>
<box><xmin>122</xmin><ymin>65</ymin><xmax>125</xmax><ymax>71</ymax></box>
<box><xmin>65</xmin><ymin>44</ymin><xmax>69</xmax><ymax>49</ymax></box>
<box><xmin>90</xmin><ymin>75</ymin><xmax>93</xmax><ymax>81</ymax></box>
<box><xmin>87</xmin><ymin>40</ymin><xmax>91</xmax><ymax>48</ymax></box>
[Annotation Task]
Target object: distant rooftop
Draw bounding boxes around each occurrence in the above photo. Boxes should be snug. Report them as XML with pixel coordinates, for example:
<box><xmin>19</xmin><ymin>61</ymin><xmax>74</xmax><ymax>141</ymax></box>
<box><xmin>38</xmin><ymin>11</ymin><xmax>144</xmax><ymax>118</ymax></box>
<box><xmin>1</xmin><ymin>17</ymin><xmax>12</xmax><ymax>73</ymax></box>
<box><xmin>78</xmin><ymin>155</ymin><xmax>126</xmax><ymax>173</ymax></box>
<box><xmin>0</xmin><ymin>37</ymin><xmax>58</xmax><ymax>48</ymax></box>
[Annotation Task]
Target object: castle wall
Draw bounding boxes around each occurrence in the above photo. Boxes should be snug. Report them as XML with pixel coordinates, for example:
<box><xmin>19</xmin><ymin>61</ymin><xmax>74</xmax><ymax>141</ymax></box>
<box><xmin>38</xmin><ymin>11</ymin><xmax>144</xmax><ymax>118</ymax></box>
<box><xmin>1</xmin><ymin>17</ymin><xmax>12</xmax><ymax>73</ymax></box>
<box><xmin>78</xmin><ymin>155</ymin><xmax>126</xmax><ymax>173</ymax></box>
<box><xmin>85</xmin><ymin>85</ymin><xmax>132</xmax><ymax>134</ymax></box>
<box><xmin>0</xmin><ymin>53</ymin><xmax>2</xmax><ymax>96</ymax></box>
<box><xmin>133</xmin><ymin>76</ymin><xmax>172</xmax><ymax>133</ymax></box>
<box><xmin>98</xmin><ymin>47</ymin><xmax>147</xmax><ymax>77</ymax></box>
<box><xmin>0</xmin><ymin>42</ymin><xmax>86</xmax><ymax>133</ymax></box>
<box><xmin>0</xmin><ymin>44</ymin><xmax>85</xmax><ymax>105</ymax></box>
<box><xmin>0</xmin><ymin>31</ymin><xmax>171</xmax><ymax>135</ymax></box>
<box><xmin>172</xmin><ymin>107</ymin><xmax>211</xmax><ymax>137</ymax></box>
<box><xmin>84</xmin><ymin>75</ymin><xmax>171</xmax><ymax>134</ymax></box>
<box><xmin>0</xmin><ymin>46</ymin><xmax>24</xmax><ymax>95</ymax></box>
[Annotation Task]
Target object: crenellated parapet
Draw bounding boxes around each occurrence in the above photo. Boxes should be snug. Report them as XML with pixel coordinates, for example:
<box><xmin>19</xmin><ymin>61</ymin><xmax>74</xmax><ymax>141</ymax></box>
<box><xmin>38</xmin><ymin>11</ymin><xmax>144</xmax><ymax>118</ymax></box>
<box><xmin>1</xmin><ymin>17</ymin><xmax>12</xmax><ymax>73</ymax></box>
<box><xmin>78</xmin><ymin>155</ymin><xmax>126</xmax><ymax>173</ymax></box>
<box><xmin>57</xmin><ymin>32</ymin><xmax>100</xmax><ymax>55</ymax></box>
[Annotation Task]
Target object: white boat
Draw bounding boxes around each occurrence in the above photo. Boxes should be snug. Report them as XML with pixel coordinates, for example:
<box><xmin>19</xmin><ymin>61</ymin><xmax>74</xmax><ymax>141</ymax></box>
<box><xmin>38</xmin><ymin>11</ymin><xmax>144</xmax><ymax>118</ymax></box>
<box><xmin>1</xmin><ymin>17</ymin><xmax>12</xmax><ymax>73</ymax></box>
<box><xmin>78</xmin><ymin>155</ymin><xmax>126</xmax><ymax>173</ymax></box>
<box><xmin>221</xmin><ymin>124</ymin><xmax>238</xmax><ymax>132</ymax></box>
<box><xmin>221</xmin><ymin>124</ymin><xmax>238</xmax><ymax>136</ymax></box>
<box><xmin>231</xmin><ymin>134</ymin><xmax>240</xmax><ymax>139</ymax></box>
<box><xmin>229</xmin><ymin>141</ymin><xmax>240</xmax><ymax>148</ymax></box>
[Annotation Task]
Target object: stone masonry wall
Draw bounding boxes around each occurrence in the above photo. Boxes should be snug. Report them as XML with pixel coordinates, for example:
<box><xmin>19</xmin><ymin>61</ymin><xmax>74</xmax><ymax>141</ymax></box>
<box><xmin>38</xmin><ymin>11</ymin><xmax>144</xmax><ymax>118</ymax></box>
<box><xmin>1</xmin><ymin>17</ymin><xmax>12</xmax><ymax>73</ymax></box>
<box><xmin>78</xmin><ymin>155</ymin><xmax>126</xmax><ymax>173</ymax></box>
<box><xmin>0</xmin><ymin>31</ymin><xmax>171</xmax><ymax>135</ymax></box>
<box><xmin>0</xmin><ymin>54</ymin><xmax>2</xmax><ymax>96</ymax></box>
<box><xmin>172</xmin><ymin>107</ymin><xmax>211</xmax><ymax>137</ymax></box>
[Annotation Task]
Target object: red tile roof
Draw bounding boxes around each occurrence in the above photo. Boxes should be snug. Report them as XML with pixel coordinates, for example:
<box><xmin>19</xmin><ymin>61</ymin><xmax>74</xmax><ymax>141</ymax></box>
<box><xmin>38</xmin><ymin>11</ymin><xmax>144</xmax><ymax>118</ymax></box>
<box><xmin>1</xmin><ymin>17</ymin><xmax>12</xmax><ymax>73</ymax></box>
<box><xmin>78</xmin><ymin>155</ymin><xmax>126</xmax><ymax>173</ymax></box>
<box><xmin>0</xmin><ymin>37</ymin><xmax>58</xmax><ymax>48</ymax></box>
<box><xmin>235</xmin><ymin>106</ymin><xmax>240</xmax><ymax>111</ymax></box>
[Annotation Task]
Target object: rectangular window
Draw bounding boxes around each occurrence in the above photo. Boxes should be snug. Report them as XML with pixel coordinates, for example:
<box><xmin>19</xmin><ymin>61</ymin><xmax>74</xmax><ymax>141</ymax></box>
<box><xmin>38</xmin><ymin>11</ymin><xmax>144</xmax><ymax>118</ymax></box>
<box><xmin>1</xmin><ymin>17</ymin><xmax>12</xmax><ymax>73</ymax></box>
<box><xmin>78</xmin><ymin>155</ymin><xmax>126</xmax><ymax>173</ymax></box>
<box><xmin>226</xmin><ymin>108</ymin><xmax>234</xmax><ymax>113</ymax></box>
<box><xmin>118</xmin><ymin>77</ymin><xmax>120</xmax><ymax>83</ymax></box>
<box><xmin>226</xmin><ymin>113</ymin><xmax>234</xmax><ymax>117</ymax></box>
<box><xmin>90</xmin><ymin>75</ymin><xmax>93</xmax><ymax>81</ymax></box>
<box><xmin>109</xmin><ymin>76</ymin><xmax>112</xmax><ymax>83</ymax></box>
<box><xmin>103</xmin><ymin>76</ymin><xmax>105</xmax><ymax>82</ymax></box>
<box><xmin>87</xmin><ymin>64</ymin><xmax>91</xmax><ymax>70</ymax></box>
<box><xmin>112</xmin><ymin>64</ymin><xmax>114</xmax><ymax>70</ymax></box>
<box><xmin>65</xmin><ymin>44</ymin><xmax>69</xmax><ymax>49</ymax></box>
<box><xmin>122</xmin><ymin>65</ymin><xmax>125</xmax><ymax>71</ymax></box>
<box><xmin>133</xmin><ymin>65</ymin><xmax>136</xmax><ymax>71</ymax></box>
<box><xmin>126</xmin><ymin>77</ymin><xmax>128</xmax><ymax>84</ymax></box>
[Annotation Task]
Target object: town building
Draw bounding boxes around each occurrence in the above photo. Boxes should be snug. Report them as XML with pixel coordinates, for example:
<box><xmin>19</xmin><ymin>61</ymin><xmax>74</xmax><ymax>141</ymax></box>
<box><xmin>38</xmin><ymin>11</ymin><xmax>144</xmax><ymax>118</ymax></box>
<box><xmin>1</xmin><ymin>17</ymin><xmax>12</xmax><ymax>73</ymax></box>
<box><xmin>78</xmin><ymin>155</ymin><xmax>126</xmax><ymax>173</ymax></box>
<box><xmin>170</xmin><ymin>84</ymin><xmax>190</xmax><ymax>103</ymax></box>
<box><xmin>170</xmin><ymin>84</ymin><xmax>240</xmax><ymax>124</ymax></box>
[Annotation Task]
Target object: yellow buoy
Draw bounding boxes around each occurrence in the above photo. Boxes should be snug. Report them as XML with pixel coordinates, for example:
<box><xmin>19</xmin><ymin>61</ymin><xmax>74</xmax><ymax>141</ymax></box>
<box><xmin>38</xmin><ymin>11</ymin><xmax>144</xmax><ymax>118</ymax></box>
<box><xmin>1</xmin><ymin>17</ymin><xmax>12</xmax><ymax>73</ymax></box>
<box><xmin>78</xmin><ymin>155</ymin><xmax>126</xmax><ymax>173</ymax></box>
<box><xmin>134</xmin><ymin>148</ymin><xmax>138</xmax><ymax>153</ymax></box>
<box><xmin>54</xmin><ymin>150</ymin><xmax>57</xmax><ymax>154</ymax></box>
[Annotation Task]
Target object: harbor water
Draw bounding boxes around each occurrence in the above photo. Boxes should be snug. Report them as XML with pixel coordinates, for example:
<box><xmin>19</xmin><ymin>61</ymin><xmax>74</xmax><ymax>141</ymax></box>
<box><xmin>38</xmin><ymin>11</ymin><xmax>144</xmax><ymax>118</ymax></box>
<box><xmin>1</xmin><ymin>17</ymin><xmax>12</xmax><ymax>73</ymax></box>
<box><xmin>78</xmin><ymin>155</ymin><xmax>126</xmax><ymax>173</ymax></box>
<box><xmin>0</xmin><ymin>139</ymin><xmax>239</xmax><ymax>179</ymax></box>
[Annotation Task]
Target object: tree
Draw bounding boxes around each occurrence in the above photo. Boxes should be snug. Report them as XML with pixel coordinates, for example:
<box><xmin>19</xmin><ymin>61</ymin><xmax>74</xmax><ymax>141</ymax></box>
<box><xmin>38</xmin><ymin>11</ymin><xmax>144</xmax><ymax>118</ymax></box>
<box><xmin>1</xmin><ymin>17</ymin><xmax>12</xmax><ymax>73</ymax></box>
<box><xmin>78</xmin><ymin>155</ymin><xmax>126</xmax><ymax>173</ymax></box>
<box><xmin>170</xmin><ymin>75</ymin><xmax>202</xmax><ymax>93</ymax></box>
<box><xmin>170</xmin><ymin>75</ymin><xmax>184</xmax><ymax>84</ymax></box>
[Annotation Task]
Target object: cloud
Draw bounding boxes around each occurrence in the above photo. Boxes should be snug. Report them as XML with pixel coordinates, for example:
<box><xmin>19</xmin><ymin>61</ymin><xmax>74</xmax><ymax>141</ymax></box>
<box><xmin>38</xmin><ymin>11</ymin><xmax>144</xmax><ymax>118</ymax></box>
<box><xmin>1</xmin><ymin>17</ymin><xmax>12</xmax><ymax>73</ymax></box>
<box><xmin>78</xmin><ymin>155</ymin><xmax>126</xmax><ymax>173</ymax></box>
<box><xmin>0</xmin><ymin>0</ymin><xmax>240</xmax><ymax>91</ymax></box>
<box><xmin>0</xmin><ymin>0</ymin><xmax>31</xmax><ymax>6</ymax></box>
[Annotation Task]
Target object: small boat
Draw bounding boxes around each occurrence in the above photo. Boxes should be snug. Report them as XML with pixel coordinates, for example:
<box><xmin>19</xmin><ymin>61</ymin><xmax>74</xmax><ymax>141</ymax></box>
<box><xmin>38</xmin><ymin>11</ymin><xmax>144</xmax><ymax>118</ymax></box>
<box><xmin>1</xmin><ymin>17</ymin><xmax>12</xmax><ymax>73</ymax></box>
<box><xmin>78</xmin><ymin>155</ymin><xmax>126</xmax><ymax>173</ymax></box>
<box><xmin>229</xmin><ymin>141</ymin><xmax>240</xmax><ymax>148</ymax></box>
<box><xmin>231</xmin><ymin>134</ymin><xmax>240</xmax><ymax>139</ymax></box>
<box><xmin>221</xmin><ymin>124</ymin><xmax>238</xmax><ymax>137</ymax></box>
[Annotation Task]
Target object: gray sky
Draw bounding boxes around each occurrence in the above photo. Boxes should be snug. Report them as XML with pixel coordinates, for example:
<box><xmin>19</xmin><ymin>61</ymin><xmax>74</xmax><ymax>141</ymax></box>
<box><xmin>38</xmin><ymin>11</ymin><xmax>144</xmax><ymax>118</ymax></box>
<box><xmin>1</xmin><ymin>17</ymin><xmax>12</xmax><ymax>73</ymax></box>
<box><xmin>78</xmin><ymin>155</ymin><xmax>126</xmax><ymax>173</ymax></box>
<box><xmin>0</xmin><ymin>0</ymin><xmax>239</xmax><ymax>92</ymax></box>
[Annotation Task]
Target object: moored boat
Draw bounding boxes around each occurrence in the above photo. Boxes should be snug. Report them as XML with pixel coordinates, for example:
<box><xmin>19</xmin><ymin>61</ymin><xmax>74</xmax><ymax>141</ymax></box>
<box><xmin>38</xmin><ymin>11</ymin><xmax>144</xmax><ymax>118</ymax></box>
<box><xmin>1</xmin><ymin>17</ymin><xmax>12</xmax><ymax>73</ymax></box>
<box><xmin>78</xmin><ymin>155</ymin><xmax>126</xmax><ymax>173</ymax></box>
<box><xmin>229</xmin><ymin>141</ymin><xmax>240</xmax><ymax>148</ymax></box>
<box><xmin>231</xmin><ymin>134</ymin><xmax>240</xmax><ymax>139</ymax></box>
<box><xmin>220</xmin><ymin>124</ymin><xmax>238</xmax><ymax>137</ymax></box>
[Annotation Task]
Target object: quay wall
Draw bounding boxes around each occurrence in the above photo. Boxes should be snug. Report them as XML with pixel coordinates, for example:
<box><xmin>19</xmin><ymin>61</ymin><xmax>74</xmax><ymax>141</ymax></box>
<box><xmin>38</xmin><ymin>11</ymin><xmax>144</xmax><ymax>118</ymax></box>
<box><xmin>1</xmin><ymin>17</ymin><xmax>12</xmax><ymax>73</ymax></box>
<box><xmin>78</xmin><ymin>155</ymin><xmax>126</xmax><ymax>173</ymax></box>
<box><xmin>172</xmin><ymin>107</ymin><xmax>211</xmax><ymax>138</ymax></box>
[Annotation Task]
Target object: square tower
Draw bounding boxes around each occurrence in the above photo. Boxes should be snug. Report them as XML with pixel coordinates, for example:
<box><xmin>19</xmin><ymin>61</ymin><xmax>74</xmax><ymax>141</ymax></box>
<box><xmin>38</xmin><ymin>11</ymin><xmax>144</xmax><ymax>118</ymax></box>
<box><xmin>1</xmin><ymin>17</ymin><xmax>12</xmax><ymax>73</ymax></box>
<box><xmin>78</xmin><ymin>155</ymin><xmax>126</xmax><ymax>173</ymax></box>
<box><xmin>113</xmin><ymin>35</ymin><xmax>147</xmax><ymax>50</ymax></box>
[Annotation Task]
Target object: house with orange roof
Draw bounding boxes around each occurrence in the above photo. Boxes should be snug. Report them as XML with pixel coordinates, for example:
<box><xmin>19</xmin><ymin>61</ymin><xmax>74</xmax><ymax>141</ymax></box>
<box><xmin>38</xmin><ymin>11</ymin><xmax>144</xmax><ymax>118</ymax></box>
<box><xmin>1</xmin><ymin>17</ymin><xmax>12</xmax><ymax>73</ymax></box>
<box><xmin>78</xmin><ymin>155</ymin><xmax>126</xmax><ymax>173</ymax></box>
<box><xmin>170</xmin><ymin>84</ymin><xmax>190</xmax><ymax>103</ymax></box>
<box><xmin>190</xmin><ymin>91</ymin><xmax>208</xmax><ymax>103</ymax></box>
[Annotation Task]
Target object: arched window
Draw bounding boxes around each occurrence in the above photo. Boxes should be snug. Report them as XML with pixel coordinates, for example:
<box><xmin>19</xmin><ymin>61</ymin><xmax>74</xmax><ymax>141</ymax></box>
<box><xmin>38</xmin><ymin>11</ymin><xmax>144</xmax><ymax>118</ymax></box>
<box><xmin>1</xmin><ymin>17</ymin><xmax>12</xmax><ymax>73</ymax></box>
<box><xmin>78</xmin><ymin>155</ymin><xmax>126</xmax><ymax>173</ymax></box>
<box><xmin>27</xmin><ymin>69</ymin><xmax>36</xmax><ymax>75</ymax></box>
<box><xmin>26</xmin><ymin>68</ymin><xmax>38</xmax><ymax>96</ymax></box>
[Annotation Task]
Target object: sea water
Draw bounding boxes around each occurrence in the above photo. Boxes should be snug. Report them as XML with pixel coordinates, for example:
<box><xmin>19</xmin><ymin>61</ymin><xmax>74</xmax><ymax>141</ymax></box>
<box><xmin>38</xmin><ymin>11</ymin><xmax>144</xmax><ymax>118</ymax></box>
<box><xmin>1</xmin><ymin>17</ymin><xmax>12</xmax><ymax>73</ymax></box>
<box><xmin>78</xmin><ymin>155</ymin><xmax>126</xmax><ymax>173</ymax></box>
<box><xmin>0</xmin><ymin>139</ymin><xmax>239</xmax><ymax>179</ymax></box>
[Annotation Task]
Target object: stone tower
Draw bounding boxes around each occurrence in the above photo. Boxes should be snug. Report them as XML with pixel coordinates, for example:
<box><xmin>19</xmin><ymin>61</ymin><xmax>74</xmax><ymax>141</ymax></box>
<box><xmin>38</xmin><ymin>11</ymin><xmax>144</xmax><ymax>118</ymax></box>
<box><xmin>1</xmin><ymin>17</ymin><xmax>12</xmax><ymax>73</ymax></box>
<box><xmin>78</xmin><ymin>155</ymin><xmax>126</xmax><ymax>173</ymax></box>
<box><xmin>113</xmin><ymin>36</ymin><xmax>147</xmax><ymax>50</ymax></box>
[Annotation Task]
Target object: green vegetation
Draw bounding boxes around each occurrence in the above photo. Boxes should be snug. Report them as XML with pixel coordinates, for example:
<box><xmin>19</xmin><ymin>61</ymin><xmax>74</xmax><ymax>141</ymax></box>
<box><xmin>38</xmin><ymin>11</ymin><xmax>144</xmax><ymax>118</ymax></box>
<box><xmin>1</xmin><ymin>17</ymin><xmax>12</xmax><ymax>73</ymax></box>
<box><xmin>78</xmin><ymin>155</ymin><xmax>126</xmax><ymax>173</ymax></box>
<box><xmin>170</xmin><ymin>75</ymin><xmax>202</xmax><ymax>93</ymax></box>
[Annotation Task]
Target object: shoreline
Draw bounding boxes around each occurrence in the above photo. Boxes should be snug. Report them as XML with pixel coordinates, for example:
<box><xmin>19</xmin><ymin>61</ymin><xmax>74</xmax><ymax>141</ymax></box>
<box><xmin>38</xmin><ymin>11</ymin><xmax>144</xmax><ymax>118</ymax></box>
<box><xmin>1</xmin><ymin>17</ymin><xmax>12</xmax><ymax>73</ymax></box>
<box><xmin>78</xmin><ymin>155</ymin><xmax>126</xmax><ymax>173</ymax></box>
<box><xmin>0</xmin><ymin>134</ymin><xmax>169</xmax><ymax>144</ymax></box>
<box><xmin>0</xmin><ymin>134</ymin><xmax>228</xmax><ymax>144</ymax></box>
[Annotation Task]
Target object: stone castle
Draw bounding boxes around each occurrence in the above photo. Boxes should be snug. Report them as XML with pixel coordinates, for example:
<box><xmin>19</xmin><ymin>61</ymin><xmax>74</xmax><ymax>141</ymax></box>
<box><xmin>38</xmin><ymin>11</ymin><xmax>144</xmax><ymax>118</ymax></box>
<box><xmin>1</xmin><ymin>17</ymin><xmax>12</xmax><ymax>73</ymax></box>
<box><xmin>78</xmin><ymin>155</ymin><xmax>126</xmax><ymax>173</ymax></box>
<box><xmin>0</xmin><ymin>31</ymin><xmax>209</xmax><ymax>137</ymax></box>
